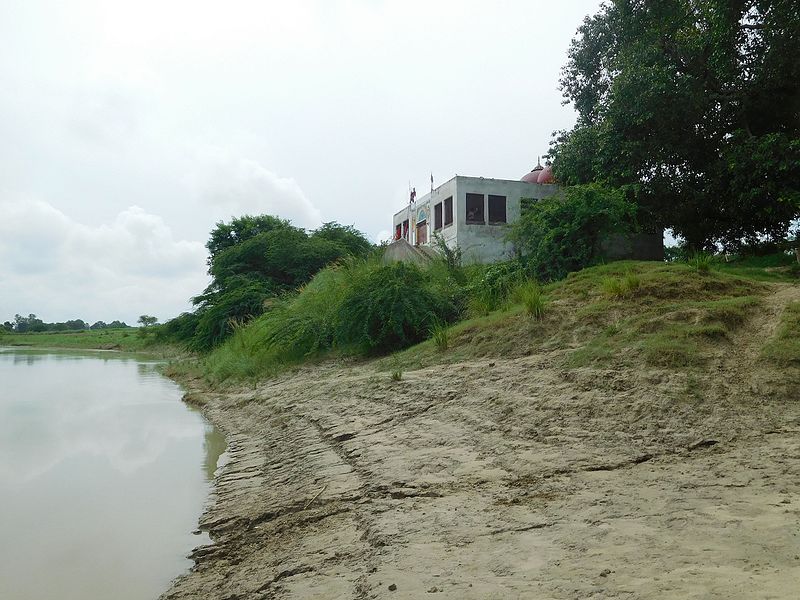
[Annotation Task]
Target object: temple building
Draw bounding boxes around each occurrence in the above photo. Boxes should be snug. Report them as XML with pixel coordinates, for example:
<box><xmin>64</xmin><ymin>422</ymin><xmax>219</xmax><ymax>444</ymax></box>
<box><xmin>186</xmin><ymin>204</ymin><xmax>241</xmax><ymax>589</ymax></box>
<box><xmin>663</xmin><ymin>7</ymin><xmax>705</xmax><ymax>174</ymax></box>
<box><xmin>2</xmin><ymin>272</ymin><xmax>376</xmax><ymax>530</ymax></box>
<box><xmin>390</xmin><ymin>161</ymin><xmax>663</xmax><ymax>264</ymax></box>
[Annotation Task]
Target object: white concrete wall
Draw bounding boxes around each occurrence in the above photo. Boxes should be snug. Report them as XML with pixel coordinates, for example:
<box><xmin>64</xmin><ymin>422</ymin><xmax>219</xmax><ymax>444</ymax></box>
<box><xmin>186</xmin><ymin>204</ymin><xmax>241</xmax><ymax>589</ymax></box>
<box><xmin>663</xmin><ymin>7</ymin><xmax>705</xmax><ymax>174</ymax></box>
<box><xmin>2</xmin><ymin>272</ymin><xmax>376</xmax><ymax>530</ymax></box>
<box><xmin>451</xmin><ymin>176</ymin><xmax>559</xmax><ymax>263</ymax></box>
<box><xmin>393</xmin><ymin>178</ymin><xmax>456</xmax><ymax>247</ymax></box>
<box><xmin>392</xmin><ymin>176</ymin><xmax>559</xmax><ymax>262</ymax></box>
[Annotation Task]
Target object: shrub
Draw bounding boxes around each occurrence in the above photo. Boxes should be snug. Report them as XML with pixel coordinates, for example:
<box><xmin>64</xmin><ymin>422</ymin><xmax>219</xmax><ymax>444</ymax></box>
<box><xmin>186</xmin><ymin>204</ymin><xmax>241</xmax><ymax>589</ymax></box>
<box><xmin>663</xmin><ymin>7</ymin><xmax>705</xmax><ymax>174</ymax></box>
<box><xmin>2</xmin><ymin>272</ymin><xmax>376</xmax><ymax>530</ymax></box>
<box><xmin>465</xmin><ymin>260</ymin><xmax>531</xmax><ymax>313</ymax></box>
<box><xmin>508</xmin><ymin>183</ymin><xmax>637</xmax><ymax>281</ymax></box>
<box><xmin>155</xmin><ymin>311</ymin><xmax>201</xmax><ymax>345</ymax></box>
<box><xmin>512</xmin><ymin>281</ymin><xmax>546</xmax><ymax>319</ymax></box>
<box><xmin>690</xmin><ymin>252</ymin><xmax>715</xmax><ymax>274</ymax></box>
<box><xmin>190</xmin><ymin>280</ymin><xmax>272</xmax><ymax>351</ymax></box>
<box><xmin>601</xmin><ymin>271</ymin><xmax>641</xmax><ymax>298</ymax></box>
<box><xmin>431</xmin><ymin>321</ymin><xmax>449</xmax><ymax>351</ymax></box>
<box><xmin>335</xmin><ymin>261</ymin><xmax>458</xmax><ymax>354</ymax></box>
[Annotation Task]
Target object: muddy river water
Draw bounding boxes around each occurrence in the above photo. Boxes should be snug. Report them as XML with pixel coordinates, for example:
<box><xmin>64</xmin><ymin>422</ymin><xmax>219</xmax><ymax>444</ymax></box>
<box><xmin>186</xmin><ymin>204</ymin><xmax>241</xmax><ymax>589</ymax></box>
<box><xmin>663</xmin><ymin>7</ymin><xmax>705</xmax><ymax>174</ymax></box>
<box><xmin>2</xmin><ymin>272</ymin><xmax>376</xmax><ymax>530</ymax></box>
<box><xmin>0</xmin><ymin>348</ymin><xmax>223</xmax><ymax>600</ymax></box>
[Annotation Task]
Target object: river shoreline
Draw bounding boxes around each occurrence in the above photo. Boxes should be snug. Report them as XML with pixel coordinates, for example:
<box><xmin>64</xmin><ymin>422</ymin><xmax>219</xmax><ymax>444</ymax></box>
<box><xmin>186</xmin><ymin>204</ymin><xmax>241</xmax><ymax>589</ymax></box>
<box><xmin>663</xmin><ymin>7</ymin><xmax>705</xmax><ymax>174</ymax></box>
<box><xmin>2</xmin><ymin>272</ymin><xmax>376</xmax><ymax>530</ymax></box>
<box><xmin>160</xmin><ymin>342</ymin><xmax>800</xmax><ymax>599</ymax></box>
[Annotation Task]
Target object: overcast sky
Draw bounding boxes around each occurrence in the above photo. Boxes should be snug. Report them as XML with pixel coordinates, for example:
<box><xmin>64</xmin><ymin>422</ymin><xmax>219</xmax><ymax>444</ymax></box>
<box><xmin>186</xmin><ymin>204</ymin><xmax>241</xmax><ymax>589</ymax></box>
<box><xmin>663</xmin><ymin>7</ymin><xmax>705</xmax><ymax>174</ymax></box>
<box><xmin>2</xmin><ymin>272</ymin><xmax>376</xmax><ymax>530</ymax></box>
<box><xmin>0</xmin><ymin>0</ymin><xmax>602</xmax><ymax>324</ymax></box>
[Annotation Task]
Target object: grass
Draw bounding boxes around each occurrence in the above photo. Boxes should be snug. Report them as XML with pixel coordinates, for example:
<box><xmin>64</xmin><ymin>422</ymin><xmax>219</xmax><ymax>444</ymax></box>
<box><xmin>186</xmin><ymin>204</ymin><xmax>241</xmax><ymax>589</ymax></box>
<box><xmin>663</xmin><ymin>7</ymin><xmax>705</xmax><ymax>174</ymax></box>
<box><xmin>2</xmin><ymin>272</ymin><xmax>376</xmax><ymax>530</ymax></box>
<box><xmin>512</xmin><ymin>281</ymin><xmax>547</xmax><ymax>319</ymax></box>
<box><xmin>0</xmin><ymin>328</ymin><xmax>156</xmax><ymax>353</ymax></box>
<box><xmin>601</xmin><ymin>271</ymin><xmax>641</xmax><ymax>299</ymax></box>
<box><xmin>386</xmin><ymin>260</ymin><xmax>771</xmax><ymax>372</ymax></box>
<box><xmin>690</xmin><ymin>252</ymin><xmax>715</xmax><ymax>274</ymax></box>
<box><xmin>762</xmin><ymin>301</ymin><xmax>800</xmax><ymax>365</ymax></box>
<box><xmin>716</xmin><ymin>251</ymin><xmax>799</xmax><ymax>282</ymax></box>
<box><xmin>431</xmin><ymin>321</ymin><xmax>449</xmax><ymax>351</ymax></box>
<box><xmin>188</xmin><ymin>253</ymin><xmax>794</xmax><ymax>382</ymax></box>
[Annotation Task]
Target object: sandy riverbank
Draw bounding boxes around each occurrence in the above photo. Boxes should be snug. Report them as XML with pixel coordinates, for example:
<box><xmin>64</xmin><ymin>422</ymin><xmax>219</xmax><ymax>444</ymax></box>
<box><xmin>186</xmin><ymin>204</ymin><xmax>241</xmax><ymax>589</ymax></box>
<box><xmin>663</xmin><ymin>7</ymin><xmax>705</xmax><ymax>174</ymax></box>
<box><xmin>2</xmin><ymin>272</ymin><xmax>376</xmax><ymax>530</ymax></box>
<box><xmin>161</xmin><ymin>286</ymin><xmax>800</xmax><ymax>599</ymax></box>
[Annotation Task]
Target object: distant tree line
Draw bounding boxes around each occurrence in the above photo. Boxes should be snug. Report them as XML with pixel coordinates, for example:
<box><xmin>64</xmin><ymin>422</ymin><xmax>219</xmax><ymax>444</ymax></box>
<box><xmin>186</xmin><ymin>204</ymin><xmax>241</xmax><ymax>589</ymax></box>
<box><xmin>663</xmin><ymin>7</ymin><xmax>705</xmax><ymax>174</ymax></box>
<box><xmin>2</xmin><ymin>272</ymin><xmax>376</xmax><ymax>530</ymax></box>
<box><xmin>2</xmin><ymin>313</ymin><xmax>130</xmax><ymax>333</ymax></box>
<box><xmin>156</xmin><ymin>217</ymin><xmax>375</xmax><ymax>351</ymax></box>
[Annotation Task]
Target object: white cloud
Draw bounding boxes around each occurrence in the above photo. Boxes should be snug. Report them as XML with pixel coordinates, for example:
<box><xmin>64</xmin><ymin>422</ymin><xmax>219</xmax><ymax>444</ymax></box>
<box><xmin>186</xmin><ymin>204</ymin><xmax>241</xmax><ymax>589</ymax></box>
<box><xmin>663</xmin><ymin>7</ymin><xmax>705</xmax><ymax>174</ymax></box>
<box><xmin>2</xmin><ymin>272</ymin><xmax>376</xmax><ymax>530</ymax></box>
<box><xmin>0</xmin><ymin>199</ymin><xmax>208</xmax><ymax>323</ymax></box>
<box><xmin>0</xmin><ymin>0</ymin><xmax>603</xmax><ymax>321</ymax></box>
<box><xmin>188</xmin><ymin>147</ymin><xmax>323</xmax><ymax>229</ymax></box>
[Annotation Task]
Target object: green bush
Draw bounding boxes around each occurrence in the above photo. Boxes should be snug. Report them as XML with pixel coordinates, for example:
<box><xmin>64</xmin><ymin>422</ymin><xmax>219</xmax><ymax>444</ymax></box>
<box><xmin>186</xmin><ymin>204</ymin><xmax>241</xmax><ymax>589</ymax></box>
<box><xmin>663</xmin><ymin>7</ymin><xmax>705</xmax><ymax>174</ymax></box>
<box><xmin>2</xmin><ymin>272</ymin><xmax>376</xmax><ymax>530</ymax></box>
<box><xmin>431</xmin><ymin>321</ymin><xmax>449</xmax><ymax>351</ymax></box>
<box><xmin>689</xmin><ymin>252</ymin><xmax>715</xmax><ymax>274</ymax></box>
<box><xmin>154</xmin><ymin>311</ymin><xmax>201</xmax><ymax>345</ymax></box>
<box><xmin>191</xmin><ymin>280</ymin><xmax>272</xmax><ymax>351</ymax></box>
<box><xmin>512</xmin><ymin>281</ymin><xmax>546</xmax><ymax>319</ymax></box>
<box><xmin>464</xmin><ymin>260</ymin><xmax>531</xmax><ymax>314</ymax></box>
<box><xmin>508</xmin><ymin>183</ymin><xmax>636</xmax><ymax>281</ymax></box>
<box><xmin>601</xmin><ymin>271</ymin><xmax>641</xmax><ymax>298</ymax></box>
<box><xmin>335</xmin><ymin>261</ymin><xmax>458</xmax><ymax>354</ymax></box>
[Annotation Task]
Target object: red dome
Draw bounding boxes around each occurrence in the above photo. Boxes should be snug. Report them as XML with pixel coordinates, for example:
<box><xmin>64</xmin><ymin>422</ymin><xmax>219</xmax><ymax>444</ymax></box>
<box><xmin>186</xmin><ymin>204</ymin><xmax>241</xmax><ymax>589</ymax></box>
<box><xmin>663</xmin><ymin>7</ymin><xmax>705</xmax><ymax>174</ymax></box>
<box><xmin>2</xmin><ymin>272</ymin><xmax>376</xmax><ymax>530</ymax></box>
<box><xmin>521</xmin><ymin>165</ymin><xmax>544</xmax><ymax>183</ymax></box>
<box><xmin>537</xmin><ymin>164</ymin><xmax>554</xmax><ymax>184</ymax></box>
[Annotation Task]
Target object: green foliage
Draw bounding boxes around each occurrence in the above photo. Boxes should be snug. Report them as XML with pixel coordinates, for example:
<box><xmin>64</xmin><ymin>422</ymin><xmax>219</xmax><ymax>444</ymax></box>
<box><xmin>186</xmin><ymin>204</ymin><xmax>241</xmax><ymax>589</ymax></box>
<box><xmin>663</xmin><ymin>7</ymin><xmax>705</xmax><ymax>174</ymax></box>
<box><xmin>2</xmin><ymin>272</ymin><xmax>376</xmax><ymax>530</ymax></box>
<box><xmin>6</xmin><ymin>314</ymin><xmax>109</xmax><ymax>333</ymax></box>
<box><xmin>159</xmin><ymin>215</ymin><xmax>374</xmax><ymax>351</ymax></box>
<box><xmin>689</xmin><ymin>252</ymin><xmax>715</xmax><ymax>274</ymax></box>
<box><xmin>464</xmin><ymin>260</ymin><xmax>532</xmax><ymax>315</ymax></box>
<box><xmin>191</xmin><ymin>280</ymin><xmax>272</xmax><ymax>351</ymax></box>
<box><xmin>601</xmin><ymin>271</ymin><xmax>641</xmax><ymax>299</ymax></box>
<box><xmin>716</xmin><ymin>250</ymin><xmax>800</xmax><ymax>282</ymax></box>
<box><xmin>310</xmin><ymin>222</ymin><xmax>373</xmax><ymax>257</ymax></box>
<box><xmin>433</xmin><ymin>233</ymin><xmax>464</xmax><ymax>277</ymax></box>
<box><xmin>512</xmin><ymin>281</ymin><xmax>546</xmax><ymax>319</ymax></box>
<box><xmin>508</xmin><ymin>184</ymin><xmax>636</xmax><ymax>281</ymax></box>
<box><xmin>334</xmin><ymin>262</ymin><xmax>459</xmax><ymax>354</ymax></box>
<box><xmin>763</xmin><ymin>301</ymin><xmax>800</xmax><ymax>365</ymax></box>
<box><xmin>553</xmin><ymin>1</ymin><xmax>800</xmax><ymax>249</ymax></box>
<box><xmin>137</xmin><ymin>315</ymin><xmax>158</xmax><ymax>328</ymax></box>
<box><xmin>391</xmin><ymin>369</ymin><xmax>403</xmax><ymax>382</ymax></box>
<box><xmin>0</xmin><ymin>328</ymin><xmax>155</xmax><ymax>352</ymax></box>
<box><xmin>205</xmin><ymin>214</ymin><xmax>292</xmax><ymax>264</ymax></box>
<box><xmin>201</xmin><ymin>258</ymin><xmax>461</xmax><ymax>381</ymax></box>
<box><xmin>154</xmin><ymin>311</ymin><xmax>200</xmax><ymax>345</ymax></box>
<box><xmin>431</xmin><ymin>321</ymin><xmax>449</xmax><ymax>351</ymax></box>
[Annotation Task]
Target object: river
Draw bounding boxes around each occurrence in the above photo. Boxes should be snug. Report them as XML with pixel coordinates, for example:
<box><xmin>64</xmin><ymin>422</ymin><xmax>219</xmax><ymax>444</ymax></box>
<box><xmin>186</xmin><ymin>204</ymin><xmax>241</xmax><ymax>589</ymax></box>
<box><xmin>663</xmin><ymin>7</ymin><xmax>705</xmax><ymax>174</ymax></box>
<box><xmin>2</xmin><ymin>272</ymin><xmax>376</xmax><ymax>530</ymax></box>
<box><xmin>0</xmin><ymin>348</ymin><xmax>223</xmax><ymax>600</ymax></box>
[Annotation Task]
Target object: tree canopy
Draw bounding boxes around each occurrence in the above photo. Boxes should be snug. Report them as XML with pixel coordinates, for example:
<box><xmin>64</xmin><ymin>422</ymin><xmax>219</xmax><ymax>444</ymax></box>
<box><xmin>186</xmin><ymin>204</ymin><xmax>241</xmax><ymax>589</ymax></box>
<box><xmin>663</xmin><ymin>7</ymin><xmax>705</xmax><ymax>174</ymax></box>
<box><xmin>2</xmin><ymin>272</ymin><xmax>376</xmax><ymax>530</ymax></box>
<box><xmin>161</xmin><ymin>216</ymin><xmax>375</xmax><ymax>351</ymax></box>
<box><xmin>552</xmin><ymin>0</ymin><xmax>800</xmax><ymax>250</ymax></box>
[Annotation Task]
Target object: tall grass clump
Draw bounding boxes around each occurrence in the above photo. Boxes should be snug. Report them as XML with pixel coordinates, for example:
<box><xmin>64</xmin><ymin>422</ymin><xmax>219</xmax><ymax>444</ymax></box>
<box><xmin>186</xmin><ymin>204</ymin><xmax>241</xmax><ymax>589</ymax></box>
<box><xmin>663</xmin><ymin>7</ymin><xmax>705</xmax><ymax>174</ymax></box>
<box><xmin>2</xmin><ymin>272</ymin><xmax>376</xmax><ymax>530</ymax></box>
<box><xmin>601</xmin><ymin>270</ymin><xmax>641</xmax><ymax>299</ymax></box>
<box><xmin>430</xmin><ymin>321</ymin><xmax>449</xmax><ymax>351</ymax></box>
<box><xmin>689</xmin><ymin>252</ymin><xmax>715</xmax><ymax>274</ymax></box>
<box><xmin>512</xmin><ymin>280</ymin><xmax>546</xmax><ymax>319</ymax></box>
<box><xmin>464</xmin><ymin>260</ymin><xmax>531</xmax><ymax>316</ymax></box>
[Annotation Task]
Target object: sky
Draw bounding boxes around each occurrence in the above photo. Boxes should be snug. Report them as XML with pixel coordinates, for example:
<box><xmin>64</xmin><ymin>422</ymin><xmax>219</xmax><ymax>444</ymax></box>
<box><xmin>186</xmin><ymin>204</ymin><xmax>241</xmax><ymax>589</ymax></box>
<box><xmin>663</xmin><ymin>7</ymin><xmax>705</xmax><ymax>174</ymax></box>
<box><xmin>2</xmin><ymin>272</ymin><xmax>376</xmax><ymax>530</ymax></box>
<box><xmin>0</xmin><ymin>0</ymin><xmax>602</xmax><ymax>324</ymax></box>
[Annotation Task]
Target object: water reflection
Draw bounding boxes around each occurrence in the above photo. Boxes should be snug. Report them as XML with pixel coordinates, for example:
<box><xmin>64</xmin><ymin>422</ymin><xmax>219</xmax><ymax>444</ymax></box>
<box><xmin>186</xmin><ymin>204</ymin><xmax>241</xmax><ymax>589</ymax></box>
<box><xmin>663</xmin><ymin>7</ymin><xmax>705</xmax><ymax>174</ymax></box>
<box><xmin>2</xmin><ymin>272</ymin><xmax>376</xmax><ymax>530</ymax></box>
<box><xmin>0</xmin><ymin>348</ymin><xmax>222</xmax><ymax>600</ymax></box>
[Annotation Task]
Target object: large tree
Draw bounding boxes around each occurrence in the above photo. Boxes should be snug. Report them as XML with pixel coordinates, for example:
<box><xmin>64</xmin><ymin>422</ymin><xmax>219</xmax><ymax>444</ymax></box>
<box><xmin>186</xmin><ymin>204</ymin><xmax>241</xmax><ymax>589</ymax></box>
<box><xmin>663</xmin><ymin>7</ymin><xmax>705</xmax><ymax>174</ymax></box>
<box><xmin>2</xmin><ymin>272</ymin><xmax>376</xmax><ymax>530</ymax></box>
<box><xmin>177</xmin><ymin>216</ymin><xmax>375</xmax><ymax>351</ymax></box>
<box><xmin>552</xmin><ymin>0</ymin><xmax>800</xmax><ymax>250</ymax></box>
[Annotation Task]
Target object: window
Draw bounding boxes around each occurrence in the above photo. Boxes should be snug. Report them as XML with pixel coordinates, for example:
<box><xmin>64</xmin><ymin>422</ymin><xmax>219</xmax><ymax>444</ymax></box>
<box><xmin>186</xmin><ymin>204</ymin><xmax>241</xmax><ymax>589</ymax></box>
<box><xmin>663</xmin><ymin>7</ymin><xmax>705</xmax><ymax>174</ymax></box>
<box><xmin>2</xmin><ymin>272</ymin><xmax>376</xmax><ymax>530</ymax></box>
<box><xmin>444</xmin><ymin>196</ymin><xmax>453</xmax><ymax>226</ymax></box>
<box><xmin>434</xmin><ymin>203</ymin><xmax>443</xmax><ymax>230</ymax></box>
<box><xmin>466</xmin><ymin>193</ymin><xmax>484</xmax><ymax>223</ymax></box>
<box><xmin>488</xmin><ymin>195</ymin><xmax>507</xmax><ymax>223</ymax></box>
<box><xmin>416</xmin><ymin>220</ymin><xmax>427</xmax><ymax>245</ymax></box>
<box><xmin>403</xmin><ymin>219</ymin><xmax>409</xmax><ymax>240</ymax></box>
<box><xmin>395</xmin><ymin>224</ymin><xmax>402</xmax><ymax>240</ymax></box>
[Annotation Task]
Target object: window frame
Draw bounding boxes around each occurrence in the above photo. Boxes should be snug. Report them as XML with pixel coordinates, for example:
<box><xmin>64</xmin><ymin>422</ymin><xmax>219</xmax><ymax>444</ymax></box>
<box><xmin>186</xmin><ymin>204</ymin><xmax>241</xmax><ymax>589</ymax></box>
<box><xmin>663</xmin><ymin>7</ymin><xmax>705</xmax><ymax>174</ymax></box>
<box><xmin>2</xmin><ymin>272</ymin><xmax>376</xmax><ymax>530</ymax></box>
<box><xmin>488</xmin><ymin>195</ymin><xmax>507</xmax><ymax>224</ymax></box>
<box><xmin>444</xmin><ymin>196</ymin><xmax>453</xmax><ymax>226</ymax></box>
<box><xmin>465</xmin><ymin>193</ymin><xmax>485</xmax><ymax>224</ymax></box>
<box><xmin>434</xmin><ymin>202</ymin><xmax>443</xmax><ymax>231</ymax></box>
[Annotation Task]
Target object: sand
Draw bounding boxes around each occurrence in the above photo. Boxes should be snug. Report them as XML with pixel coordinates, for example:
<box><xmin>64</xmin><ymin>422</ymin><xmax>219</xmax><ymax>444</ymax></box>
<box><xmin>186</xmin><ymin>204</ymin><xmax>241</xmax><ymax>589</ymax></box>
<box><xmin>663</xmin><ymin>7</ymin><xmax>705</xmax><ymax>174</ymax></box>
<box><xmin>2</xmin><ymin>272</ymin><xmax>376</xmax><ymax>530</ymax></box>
<box><xmin>161</xmin><ymin>286</ymin><xmax>800</xmax><ymax>599</ymax></box>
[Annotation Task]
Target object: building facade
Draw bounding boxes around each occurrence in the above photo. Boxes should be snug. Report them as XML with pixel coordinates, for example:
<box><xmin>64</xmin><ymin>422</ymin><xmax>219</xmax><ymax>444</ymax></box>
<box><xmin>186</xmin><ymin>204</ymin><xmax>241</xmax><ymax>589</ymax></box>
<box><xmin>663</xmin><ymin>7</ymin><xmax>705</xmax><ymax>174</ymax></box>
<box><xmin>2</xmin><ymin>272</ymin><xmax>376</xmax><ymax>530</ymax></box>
<box><xmin>392</xmin><ymin>167</ymin><xmax>559</xmax><ymax>263</ymax></box>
